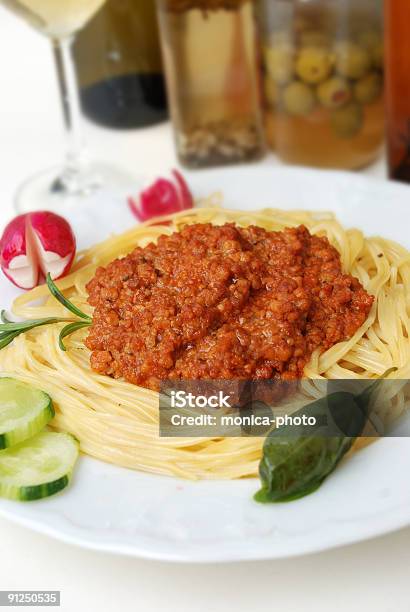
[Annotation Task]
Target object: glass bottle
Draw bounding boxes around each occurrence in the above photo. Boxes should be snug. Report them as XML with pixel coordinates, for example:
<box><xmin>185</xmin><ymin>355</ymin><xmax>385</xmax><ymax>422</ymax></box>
<box><xmin>73</xmin><ymin>0</ymin><xmax>168</xmax><ymax>129</ymax></box>
<box><xmin>156</xmin><ymin>0</ymin><xmax>265</xmax><ymax>168</ymax></box>
<box><xmin>385</xmin><ymin>0</ymin><xmax>410</xmax><ymax>182</ymax></box>
<box><xmin>258</xmin><ymin>0</ymin><xmax>384</xmax><ymax>170</ymax></box>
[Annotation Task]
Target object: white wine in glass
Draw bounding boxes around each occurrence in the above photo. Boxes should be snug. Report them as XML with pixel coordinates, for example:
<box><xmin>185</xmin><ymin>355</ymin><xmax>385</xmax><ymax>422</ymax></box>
<box><xmin>1</xmin><ymin>0</ymin><xmax>134</xmax><ymax>211</ymax></box>
<box><xmin>2</xmin><ymin>0</ymin><xmax>106</xmax><ymax>37</ymax></box>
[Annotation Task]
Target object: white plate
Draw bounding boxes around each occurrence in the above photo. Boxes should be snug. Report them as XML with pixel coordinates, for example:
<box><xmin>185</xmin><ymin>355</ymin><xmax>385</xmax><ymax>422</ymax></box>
<box><xmin>0</xmin><ymin>166</ymin><xmax>410</xmax><ymax>562</ymax></box>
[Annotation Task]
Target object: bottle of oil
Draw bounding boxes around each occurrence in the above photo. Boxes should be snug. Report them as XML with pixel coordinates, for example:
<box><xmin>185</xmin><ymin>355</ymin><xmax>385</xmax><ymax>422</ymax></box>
<box><xmin>73</xmin><ymin>0</ymin><xmax>168</xmax><ymax>129</ymax></box>
<box><xmin>156</xmin><ymin>0</ymin><xmax>265</xmax><ymax>168</ymax></box>
<box><xmin>385</xmin><ymin>0</ymin><xmax>410</xmax><ymax>182</ymax></box>
<box><xmin>259</xmin><ymin>0</ymin><xmax>384</xmax><ymax>170</ymax></box>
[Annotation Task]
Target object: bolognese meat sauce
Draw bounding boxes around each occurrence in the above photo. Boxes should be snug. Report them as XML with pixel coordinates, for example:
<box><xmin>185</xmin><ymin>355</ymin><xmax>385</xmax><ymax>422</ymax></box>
<box><xmin>85</xmin><ymin>223</ymin><xmax>373</xmax><ymax>390</ymax></box>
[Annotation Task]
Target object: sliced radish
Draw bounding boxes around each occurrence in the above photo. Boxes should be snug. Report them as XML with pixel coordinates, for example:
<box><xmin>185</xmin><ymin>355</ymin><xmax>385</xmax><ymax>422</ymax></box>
<box><xmin>173</xmin><ymin>170</ymin><xmax>194</xmax><ymax>210</ymax></box>
<box><xmin>0</xmin><ymin>214</ymin><xmax>38</xmax><ymax>290</ymax></box>
<box><xmin>128</xmin><ymin>169</ymin><xmax>194</xmax><ymax>222</ymax></box>
<box><xmin>29</xmin><ymin>212</ymin><xmax>76</xmax><ymax>280</ymax></box>
<box><xmin>0</xmin><ymin>212</ymin><xmax>76</xmax><ymax>290</ymax></box>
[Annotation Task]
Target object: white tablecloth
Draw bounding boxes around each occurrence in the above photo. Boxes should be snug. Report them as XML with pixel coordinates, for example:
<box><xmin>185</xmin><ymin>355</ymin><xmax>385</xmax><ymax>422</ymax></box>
<box><xmin>0</xmin><ymin>8</ymin><xmax>409</xmax><ymax>612</ymax></box>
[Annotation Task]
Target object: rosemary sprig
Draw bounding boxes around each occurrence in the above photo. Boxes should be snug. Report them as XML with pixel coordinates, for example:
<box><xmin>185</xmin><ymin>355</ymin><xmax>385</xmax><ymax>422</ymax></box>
<box><xmin>0</xmin><ymin>314</ymin><xmax>70</xmax><ymax>333</ymax></box>
<box><xmin>0</xmin><ymin>330</ymin><xmax>23</xmax><ymax>350</ymax></box>
<box><xmin>0</xmin><ymin>273</ymin><xmax>92</xmax><ymax>352</ymax></box>
<box><xmin>1</xmin><ymin>311</ymin><xmax>12</xmax><ymax>324</ymax></box>
<box><xmin>46</xmin><ymin>274</ymin><xmax>92</xmax><ymax>321</ymax></box>
<box><xmin>58</xmin><ymin>321</ymin><xmax>92</xmax><ymax>352</ymax></box>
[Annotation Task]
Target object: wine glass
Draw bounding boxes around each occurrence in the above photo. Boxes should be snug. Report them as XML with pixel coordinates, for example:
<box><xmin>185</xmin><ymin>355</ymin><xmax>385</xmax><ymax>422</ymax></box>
<box><xmin>1</xmin><ymin>0</ymin><xmax>134</xmax><ymax>212</ymax></box>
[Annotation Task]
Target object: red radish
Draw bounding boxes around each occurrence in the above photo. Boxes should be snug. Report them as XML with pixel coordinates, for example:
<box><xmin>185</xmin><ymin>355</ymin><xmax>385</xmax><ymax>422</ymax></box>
<box><xmin>128</xmin><ymin>169</ymin><xmax>193</xmax><ymax>222</ymax></box>
<box><xmin>0</xmin><ymin>212</ymin><xmax>76</xmax><ymax>290</ymax></box>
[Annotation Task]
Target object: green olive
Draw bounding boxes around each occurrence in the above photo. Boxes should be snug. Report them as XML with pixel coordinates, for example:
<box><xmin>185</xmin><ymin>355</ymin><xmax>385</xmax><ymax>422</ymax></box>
<box><xmin>354</xmin><ymin>72</ymin><xmax>383</xmax><ymax>105</ymax></box>
<box><xmin>282</xmin><ymin>81</ymin><xmax>316</xmax><ymax>116</ymax></box>
<box><xmin>296</xmin><ymin>47</ymin><xmax>333</xmax><ymax>85</ymax></box>
<box><xmin>317</xmin><ymin>76</ymin><xmax>352</xmax><ymax>109</ymax></box>
<box><xmin>264</xmin><ymin>44</ymin><xmax>294</xmax><ymax>85</ymax></box>
<box><xmin>335</xmin><ymin>41</ymin><xmax>372</xmax><ymax>80</ymax></box>
<box><xmin>331</xmin><ymin>102</ymin><xmax>363</xmax><ymax>138</ymax></box>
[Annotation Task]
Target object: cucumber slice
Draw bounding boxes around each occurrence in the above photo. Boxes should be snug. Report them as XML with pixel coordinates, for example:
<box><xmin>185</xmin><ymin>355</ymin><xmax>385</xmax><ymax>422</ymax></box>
<box><xmin>0</xmin><ymin>378</ymin><xmax>55</xmax><ymax>449</ymax></box>
<box><xmin>0</xmin><ymin>431</ymin><xmax>79</xmax><ymax>501</ymax></box>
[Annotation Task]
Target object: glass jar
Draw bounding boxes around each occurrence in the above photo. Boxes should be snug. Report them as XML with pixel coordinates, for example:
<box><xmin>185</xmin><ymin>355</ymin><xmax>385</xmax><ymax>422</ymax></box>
<box><xmin>156</xmin><ymin>0</ymin><xmax>265</xmax><ymax>168</ymax></box>
<box><xmin>258</xmin><ymin>0</ymin><xmax>384</xmax><ymax>170</ymax></box>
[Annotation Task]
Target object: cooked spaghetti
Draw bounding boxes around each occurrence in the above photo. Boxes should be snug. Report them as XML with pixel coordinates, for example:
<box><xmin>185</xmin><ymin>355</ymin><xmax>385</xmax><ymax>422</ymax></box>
<box><xmin>1</xmin><ymin>204</ymin><xmax>409</xmax><ymax>479</ymax></box>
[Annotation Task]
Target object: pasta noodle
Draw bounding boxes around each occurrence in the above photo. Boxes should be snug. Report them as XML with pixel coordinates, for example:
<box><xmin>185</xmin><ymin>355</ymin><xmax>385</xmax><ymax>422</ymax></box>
<box><xmin>1</xmin><ymin>204</ymin><xmax>409</xmax><ymax>479</ymax></box>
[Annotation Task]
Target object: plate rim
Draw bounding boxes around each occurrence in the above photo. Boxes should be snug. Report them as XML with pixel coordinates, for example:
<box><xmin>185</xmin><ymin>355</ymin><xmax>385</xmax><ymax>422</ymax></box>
<box><xmin>1</xmin><ymin>165</ymin><xmax>410</xmax><ymax>562</ymax></box>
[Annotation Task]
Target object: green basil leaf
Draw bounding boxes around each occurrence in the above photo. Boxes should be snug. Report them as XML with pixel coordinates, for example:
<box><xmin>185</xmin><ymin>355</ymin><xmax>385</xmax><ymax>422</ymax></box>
<box><xmin>254</xmin><ymin>390</ymin><xmax>365</xmax><ymax>504</ymax></box>
<box><xmin>255</xmin><ymin>435</ymin><xmax>355</xmax><ymax>503</ymax></box>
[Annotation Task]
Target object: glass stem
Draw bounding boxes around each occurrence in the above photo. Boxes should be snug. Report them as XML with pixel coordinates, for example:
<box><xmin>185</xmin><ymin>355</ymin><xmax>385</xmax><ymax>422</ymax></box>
<box><xmin>52</xmin><ymin>36</ymin><xmax>85</xmax><ymax>191</ymax></box>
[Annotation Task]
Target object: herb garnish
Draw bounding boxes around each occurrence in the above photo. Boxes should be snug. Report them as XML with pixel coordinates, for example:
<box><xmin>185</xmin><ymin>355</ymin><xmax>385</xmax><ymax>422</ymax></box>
<box><xmin>0</xmin><ymin>274</ymin><xmax>92</xmax><ymax>352</ymax></box>
<box><xmin>255</xmin><ymin>368</ymin><xmax>397</xmax><ymax>503</ymax></box>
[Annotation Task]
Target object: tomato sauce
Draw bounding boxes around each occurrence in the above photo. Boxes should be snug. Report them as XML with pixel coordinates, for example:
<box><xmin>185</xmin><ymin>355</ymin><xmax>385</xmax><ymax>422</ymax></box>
<box><xmin>86</xmin><ymin>223</ymin><xmax>373</xmax><ymax>390</ymax></box>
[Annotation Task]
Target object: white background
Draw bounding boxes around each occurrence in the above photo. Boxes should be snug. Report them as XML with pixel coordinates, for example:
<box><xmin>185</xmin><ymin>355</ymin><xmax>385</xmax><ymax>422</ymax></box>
<box><xmin>0</xmin><ymin>7</ymin><xmax>409</xmax><ymax>612</ymax></box>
